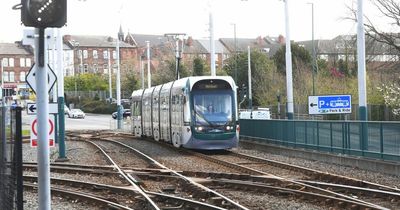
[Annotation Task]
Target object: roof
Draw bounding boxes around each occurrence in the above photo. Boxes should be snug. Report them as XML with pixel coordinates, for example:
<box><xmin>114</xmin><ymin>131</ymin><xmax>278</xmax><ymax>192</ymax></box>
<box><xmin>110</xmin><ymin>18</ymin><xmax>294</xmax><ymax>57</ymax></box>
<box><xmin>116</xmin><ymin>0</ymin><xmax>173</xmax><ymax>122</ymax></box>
<box><xmin>219</xmin><ymin>37</ymin><xmax>269</xmax><ymax>52</ymax></box>
<box><xmin>197</xmin><ymin>39</ymin><xmax>229</xmax><ymax>54</ymax></box>
<box><xmin>184</xmin><ymin>39</ymin><xmax>208</xmax><ymax>54</ymax></box>
<box><xmin>0</xmin><ymin>43</ymin><xmax>32</xmax><ymax>55</ymax></box>
<box><xmin>66</xmin><ymin>35</ymin><xmax>136</xmax><ymax>48</ymax></box>
<box><xmin>127</xmin><ymin>33</ymin><xmax>168</xmax><ymax>48</ymax></box>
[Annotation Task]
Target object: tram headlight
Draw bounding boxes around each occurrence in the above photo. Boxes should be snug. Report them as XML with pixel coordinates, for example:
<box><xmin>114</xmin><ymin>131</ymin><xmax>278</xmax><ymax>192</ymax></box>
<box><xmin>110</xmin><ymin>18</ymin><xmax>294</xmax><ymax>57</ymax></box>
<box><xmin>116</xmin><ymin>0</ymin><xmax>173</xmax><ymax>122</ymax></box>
<box><xmin>195</xmin><ymin>126</ymin><xmax>204</xmax><ymax>132</ymax></box>
<box><xmin>225</xmin><ymin>126</ymin><xmax>233</xmax><ymax>131</ymax></box>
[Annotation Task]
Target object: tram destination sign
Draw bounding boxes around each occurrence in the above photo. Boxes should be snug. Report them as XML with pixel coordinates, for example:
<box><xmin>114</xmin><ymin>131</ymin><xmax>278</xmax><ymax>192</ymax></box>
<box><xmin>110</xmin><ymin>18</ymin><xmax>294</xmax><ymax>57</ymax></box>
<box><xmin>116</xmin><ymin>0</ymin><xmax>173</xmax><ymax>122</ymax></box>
<box><xmin>308</xmin><ymin>95</ymin><xmax>352</xmax><ymax>115</ymax></box>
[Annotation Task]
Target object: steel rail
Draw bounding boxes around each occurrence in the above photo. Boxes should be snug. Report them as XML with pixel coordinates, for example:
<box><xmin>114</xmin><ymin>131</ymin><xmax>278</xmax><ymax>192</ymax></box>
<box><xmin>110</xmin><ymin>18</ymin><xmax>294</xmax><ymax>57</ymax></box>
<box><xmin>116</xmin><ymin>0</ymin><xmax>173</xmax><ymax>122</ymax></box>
<box><xmin>86</xmin><ymin>140</ymin><xmax>161</xmax><ymax>210</ymax></box>
<box><xmin>24</xmin><ymin>183</ymin><xmax>134</xmax><ymax>210</ymax></box>
<box><xmin>229</xmin><ymin>151</ymin><xmax>400</xmax><ymax>193</ymax></box>
<box><xmin>98</xmin><ymin>138</ymin><xmax>250</xmax><ymax>210</ymax></box>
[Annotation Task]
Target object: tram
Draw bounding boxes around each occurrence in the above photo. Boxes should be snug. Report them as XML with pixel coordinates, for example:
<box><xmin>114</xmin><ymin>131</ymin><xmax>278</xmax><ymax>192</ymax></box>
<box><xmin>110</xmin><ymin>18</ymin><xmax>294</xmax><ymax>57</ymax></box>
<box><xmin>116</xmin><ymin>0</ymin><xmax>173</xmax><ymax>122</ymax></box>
<box><xmin>131</xmin><ymin>76</ymin><xmax>239</xmax><ymax>150</ymax></box>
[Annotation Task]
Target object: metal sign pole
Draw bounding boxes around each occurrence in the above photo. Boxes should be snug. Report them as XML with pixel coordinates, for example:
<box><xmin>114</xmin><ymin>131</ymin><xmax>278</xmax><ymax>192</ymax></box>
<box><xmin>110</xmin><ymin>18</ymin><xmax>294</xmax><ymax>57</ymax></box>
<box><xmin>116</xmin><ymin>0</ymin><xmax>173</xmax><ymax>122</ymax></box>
<box><xmin>35</xmin><ymin>28</ymin><xmax>51</xmax><ymax>210</ymax></box>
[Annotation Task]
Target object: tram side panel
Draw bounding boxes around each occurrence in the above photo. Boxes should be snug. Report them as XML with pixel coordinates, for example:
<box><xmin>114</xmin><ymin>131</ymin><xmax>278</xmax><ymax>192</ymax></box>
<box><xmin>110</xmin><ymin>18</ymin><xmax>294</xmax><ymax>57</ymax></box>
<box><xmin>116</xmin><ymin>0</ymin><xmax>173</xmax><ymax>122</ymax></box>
<box><xmin>152</xmin><ymin>85</ymin><xmax>162</xmax><ymax>141</ymax></box>
<box><xmin>159</xmin><ymin>82</ymin><xmax>173</xmax><ymax>142</ymax></box>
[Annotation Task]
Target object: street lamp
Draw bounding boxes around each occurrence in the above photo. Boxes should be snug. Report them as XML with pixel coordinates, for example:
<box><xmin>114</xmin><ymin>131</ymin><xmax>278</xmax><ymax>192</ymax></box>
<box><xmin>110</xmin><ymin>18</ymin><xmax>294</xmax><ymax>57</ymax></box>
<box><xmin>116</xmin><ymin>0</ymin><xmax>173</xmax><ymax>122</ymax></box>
<box><xmin>164</xmin><ymin>33</ymin><xmax>186</xmax><ymax>80</ymax></box>
<box><xmin>308</xmin><ymin>2</ymin><xmax>317</xmax><ymax>96</ymax></box>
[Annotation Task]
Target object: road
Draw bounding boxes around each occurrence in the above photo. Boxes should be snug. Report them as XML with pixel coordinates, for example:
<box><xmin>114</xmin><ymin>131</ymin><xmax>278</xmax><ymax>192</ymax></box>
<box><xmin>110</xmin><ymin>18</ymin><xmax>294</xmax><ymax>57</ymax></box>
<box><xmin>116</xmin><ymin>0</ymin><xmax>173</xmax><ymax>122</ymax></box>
<box><xmin>22</xmin><ymin>111</ymin><xmax>120</xmax><ymax>131</ymax></box>
<box><xmin>65</xmin><ymin>113</ymin><xmax>113</xmax><ymax>130</ymax></box>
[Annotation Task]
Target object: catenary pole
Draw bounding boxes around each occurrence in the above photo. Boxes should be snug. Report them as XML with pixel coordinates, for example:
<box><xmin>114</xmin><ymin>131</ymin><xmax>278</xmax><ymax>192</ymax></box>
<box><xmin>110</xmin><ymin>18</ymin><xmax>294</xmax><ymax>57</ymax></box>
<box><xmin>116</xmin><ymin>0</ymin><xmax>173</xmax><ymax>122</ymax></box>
<box><xmin>146</xmin><ymin>41</ymin><xmax>151</xmax><ymax>88</ymax></box>
<box><xmin>247</xmin><ymin>46</ymin><xmax>252</xmax><ymax>109</ymax></box>
<box><xmin>284</xmin><ymin>0</ymin><xmax>294</xmax><ymax>119</ymax></box>
<box><xmin>56</xmin><ymin>28</ymin><xmax>67</xmax><ymax>160</ymax></box>
<box><xmin>116</xmin><ymin>37</ymin><xmax>122</xmax><ymax>129</ymax></box>
<box><xmin>210</xmin><ymin>12</ymin><xmax>216</xmax><ymax>76</ymax></box>
<box><xmin>357</xmin><ymin>0</ymin><xmax>367</xmax><ymax>121</ymax></box>
<box><xmin>108</xmin><ymin>49</ymin><xmax>112</xmax><ymax>101</ymax></box>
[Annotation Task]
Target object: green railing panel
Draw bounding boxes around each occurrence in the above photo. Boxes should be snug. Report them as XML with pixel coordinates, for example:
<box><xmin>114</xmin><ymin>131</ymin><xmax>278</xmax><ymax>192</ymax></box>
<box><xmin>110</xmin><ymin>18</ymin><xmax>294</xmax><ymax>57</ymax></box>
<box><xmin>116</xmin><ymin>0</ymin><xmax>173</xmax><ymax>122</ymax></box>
<box><xmin>239</xmin><ymin>119</ymin><xmax>400</xmax><ymax>161</ymax></box>
<box><xmin>382</xmin><ymin>123</ymin><xmax>400</xmax><ymax>156</ymax></box>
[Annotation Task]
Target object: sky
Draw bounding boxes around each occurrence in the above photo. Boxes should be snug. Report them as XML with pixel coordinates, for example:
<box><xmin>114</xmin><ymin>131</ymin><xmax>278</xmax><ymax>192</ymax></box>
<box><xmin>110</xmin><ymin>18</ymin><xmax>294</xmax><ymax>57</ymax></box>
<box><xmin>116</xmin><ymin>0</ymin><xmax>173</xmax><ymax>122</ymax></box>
<box><xmin>0</xmin><ymin>0</ymin><xmax>396</xmax><ymax>43</ymax></box>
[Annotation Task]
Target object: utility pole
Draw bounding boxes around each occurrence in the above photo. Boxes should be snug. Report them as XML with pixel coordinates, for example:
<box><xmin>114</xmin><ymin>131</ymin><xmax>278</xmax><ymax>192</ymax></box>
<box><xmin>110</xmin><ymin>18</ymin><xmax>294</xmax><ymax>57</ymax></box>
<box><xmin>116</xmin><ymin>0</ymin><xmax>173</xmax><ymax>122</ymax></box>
<box><xmin>284</xmin><ymin>0</ymin><xmax>294</xmax><ymax>119</ymax></box>
<box><xmin>140</xmin><ymin>55</ymin><xmax>145</xmax><ymax>89</ymax></box>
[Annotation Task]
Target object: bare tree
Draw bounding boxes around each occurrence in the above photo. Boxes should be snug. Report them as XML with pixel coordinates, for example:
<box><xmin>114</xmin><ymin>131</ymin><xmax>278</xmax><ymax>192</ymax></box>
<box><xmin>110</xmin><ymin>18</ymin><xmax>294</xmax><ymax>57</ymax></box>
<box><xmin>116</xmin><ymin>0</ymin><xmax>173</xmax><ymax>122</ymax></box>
<box><xmin>347</xmin><ymin>0</ymin><xmax>400</xmax><ymax>53</ymax></box>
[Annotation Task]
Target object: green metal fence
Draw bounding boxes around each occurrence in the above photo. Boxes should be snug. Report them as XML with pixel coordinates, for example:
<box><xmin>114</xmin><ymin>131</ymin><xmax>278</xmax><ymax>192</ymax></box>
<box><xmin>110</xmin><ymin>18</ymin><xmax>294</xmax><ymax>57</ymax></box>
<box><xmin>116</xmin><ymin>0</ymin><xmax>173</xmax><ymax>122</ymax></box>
<box><xmin>240</xmin><ymin>119</ymin><xmax>400</xmax><ymax>161</ymax></box>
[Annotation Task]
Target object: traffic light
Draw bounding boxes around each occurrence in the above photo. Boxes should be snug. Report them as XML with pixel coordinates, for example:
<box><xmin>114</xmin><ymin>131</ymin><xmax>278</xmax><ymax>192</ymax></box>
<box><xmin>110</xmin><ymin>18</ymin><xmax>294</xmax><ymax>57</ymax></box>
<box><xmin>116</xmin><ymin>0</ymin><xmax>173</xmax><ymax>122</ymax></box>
<box><xmin>21</xmin><ymin>0</ymin><xmax>67</xmax><ymax>28</ymax></box>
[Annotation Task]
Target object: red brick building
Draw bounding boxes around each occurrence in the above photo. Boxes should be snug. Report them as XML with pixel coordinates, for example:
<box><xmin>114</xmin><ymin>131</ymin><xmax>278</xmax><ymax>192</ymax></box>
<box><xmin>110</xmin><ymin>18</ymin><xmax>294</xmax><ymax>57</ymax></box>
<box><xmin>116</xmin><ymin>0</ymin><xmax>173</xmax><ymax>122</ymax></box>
<box><xmin>63</xmin><ymin>34</ymin><xmax>137</xmax><ymax>75</ymax></box>
<box><xmin>0</xmin><ymin>42</ymin><xmax>34</xmax><ymax>98</ymax></box>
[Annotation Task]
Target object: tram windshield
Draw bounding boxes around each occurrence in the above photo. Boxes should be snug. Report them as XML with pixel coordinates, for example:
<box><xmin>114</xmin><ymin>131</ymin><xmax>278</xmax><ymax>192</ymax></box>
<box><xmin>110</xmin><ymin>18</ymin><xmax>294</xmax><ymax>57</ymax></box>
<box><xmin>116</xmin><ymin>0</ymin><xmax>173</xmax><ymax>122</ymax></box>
<box><xmin>193</xmin><ymin>91</ymin><xmax>233</xmax><ymax>126</ymax></box>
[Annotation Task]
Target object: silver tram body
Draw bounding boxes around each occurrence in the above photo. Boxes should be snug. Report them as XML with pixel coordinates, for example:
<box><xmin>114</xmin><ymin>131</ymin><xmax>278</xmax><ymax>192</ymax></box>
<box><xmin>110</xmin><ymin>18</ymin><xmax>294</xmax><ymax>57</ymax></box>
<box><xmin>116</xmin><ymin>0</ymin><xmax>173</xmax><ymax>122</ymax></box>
<box><xmin>130</xmin><ymin>76</ymin><xmax>239</xmax><ymax>150</ymax></box>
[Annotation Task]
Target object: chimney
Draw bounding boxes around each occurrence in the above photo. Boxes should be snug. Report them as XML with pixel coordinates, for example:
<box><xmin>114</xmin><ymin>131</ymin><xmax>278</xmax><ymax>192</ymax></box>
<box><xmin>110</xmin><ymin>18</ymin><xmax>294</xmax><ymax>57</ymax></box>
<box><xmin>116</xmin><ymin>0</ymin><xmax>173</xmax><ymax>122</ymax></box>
<box><xmin>107</xmin><ymin>36</ymin><xmax>113</xmax><ymax>42</ymax></box>
<box><xmin>186</xmin><ymin>36</ymin><xmax>193</xmax><ymax>46</ymax></box>
<box><xmin>278</xmin><ymin>35</ymin><xmax>285</xmax><ymax>44</ymax></box>
<box><xmin>63</xmin><ymin>35</ymin><xmax>72</xmax><ymax>43</ymax></box>
<box><xmin>256</xmin><ymin>36</ymin><xmax>263</xmax><ymax>46</ymax></box>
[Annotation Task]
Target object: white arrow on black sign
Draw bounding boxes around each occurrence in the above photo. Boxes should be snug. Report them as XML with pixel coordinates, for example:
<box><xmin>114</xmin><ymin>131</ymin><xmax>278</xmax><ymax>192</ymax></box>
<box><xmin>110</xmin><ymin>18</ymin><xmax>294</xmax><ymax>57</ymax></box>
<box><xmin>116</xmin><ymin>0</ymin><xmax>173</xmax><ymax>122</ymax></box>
<box><xmin>26</xmin><ymin>64</ymin><xmax>57</xmax><ymax>94</ymax></box>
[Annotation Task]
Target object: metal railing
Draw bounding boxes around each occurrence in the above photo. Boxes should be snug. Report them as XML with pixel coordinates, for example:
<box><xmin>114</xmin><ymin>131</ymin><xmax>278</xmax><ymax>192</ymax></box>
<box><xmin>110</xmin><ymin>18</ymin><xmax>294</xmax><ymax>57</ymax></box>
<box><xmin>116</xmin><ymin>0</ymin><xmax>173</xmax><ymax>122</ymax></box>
<box><xmin>0</xmin><ymin>106</ymin><xmax>23</xmax><ymax>210</ymax></box>
<box><xmin>240</xmin><ymin>119</ymin><xmax>400</xmax><ymax>161</ymax></box>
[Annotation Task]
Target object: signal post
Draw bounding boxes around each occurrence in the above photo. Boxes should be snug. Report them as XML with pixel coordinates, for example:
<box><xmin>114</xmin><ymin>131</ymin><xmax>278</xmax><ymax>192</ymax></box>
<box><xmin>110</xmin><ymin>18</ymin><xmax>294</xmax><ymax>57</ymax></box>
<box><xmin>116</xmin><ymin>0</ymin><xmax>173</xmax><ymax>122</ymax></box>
<box><xmin>18</xmin><ymin>0</ymin><xmax>67</xmax><ymax>209</ymax></box>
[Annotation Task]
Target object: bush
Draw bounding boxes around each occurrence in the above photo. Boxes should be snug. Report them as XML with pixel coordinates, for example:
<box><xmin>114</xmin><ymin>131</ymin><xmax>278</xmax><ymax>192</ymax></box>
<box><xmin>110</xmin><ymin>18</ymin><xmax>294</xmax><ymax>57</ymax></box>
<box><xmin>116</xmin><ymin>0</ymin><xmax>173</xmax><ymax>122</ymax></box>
<box><xmin>81</xmin><ymin>100</ymin><xmax>118</xmax><ymax>114</ymax></box>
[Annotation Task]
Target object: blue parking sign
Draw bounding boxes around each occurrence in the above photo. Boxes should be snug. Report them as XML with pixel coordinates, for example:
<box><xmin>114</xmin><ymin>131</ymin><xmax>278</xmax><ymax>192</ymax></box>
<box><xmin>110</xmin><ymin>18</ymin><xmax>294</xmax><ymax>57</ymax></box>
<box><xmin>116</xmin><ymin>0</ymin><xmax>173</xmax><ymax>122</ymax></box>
<box><xmin>309</xmin><ymin>95</ymin><xmax>352</xmax><ymax>115</ymax></box>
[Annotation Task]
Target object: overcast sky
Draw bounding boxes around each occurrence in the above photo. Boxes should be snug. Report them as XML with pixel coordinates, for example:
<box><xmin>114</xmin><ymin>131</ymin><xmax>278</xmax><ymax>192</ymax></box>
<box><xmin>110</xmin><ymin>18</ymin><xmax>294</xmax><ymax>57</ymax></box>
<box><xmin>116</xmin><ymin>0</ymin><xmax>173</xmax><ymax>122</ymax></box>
<box><xmin>0</xmin><ymin>0</ymin><xmax>396</xmax><ymax>43</ymax></box>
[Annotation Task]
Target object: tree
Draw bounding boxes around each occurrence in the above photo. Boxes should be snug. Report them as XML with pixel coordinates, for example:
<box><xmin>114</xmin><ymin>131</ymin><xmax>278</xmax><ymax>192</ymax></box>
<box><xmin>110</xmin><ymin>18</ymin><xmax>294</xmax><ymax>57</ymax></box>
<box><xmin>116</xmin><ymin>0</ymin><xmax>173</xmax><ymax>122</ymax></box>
<box><xmin>223</xmin><ymin>49</ymin><xmax>283</xmax><ymax>106</ymax></box>
<box><xmin>273</xmin><ymin>43</ymin><xmax>312</xmax><ymax>75</ymax></box>
<box><xmin>152</xmin><ymin>58</ymin><xmax>190</xmax><ymax>86</ymax></box>
<box><xmin>193</xmin><ymin>57</ymin><xmax>208</xmax><ymax>76</ymax></box>
<box><xmin>64</xmin><ymin>74</ymin><xmax>108</xmax><ymax>91</ymax></box>
<box><xmin>378</xmin><ymin>78</ymin><xmax>400</xmax><ymax>115</ymax></box>
<box><xmin>347</xmin><ymin>0</ymin><xmax>400</xmax><ymax>53</ymax></box>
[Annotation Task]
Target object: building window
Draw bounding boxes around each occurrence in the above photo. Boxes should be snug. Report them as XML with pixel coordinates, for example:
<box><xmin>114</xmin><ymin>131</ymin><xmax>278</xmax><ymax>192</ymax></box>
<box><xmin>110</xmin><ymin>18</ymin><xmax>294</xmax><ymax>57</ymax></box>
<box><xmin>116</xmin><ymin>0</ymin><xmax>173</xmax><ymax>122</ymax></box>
<box><xmin>9</xmin><ymin>58</ymin><xmax>14</xmax><ymax>67</ymax></box>
<box><xmin>83</xmin><ymin>50</ymin><xmax>88</xmax><ymax>59</ymax></box>
<box><xmin>103</xmin><ymin>50</ymin><xmax>108</xmax><ymax>59</ymax></box>
<box><xmin>26</xmin><ymin>58</ymin><xmax>31</xmax><ymax>67</ymax></box>
<box><xmin>9</xmin><ymin>72</ymin><xmax>15</xmax><ymax>82</ymax></box>
<box><xmin>2</xmin><ymin>58</ymin><xmax>8</xmax><ymax>67</ymax></box>
<box><xmin>3</xmin><ymin>72</ymin><xmax>9</xmax><ymax>82</ymax></box>
<box><xmin>20</xmin><ymin>71</ymin><xmax>26</xmax><ymax>81</ymax></box>
<box><xmin>78</xmin><ymin>50</ymin><xmax>82</xmax><ymax>59</ymax></box>
<box><xmin>20</xmin><ymin>58</ymin><xmax>25</xmax><ymax>67</ymax></box>
<box><xmin>93</xmin><ymin>64</ymin><xmax>98</xmax><ymax>73</ymax></box>
<box><xmin>84</xmin><ymin>64</ymin><xmax>88</xmax><ymax>73</ymax></box>
<box><xmin>93</xmin><ymin>50</ymin><xmax>98</xmax><ymax>59</ymax></box>
<box><xmin>112</xmin><ymin>50</ymin><xmax>117</xmax><ymax>59</ymax></box>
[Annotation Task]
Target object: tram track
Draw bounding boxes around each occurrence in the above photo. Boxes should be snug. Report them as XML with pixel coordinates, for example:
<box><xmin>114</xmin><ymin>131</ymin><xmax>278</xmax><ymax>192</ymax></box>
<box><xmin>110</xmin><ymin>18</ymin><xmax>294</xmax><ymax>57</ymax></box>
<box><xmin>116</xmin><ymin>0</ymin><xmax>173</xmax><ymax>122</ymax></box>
<box><xmin>65</xmin><ymin>133</ymin><xmax>397</xmax><ymax>209</ymax></box>
<box><xmin>86</xmin><ymin>132</ymin><xmax>392</xmax><ymax>209</ymax></box>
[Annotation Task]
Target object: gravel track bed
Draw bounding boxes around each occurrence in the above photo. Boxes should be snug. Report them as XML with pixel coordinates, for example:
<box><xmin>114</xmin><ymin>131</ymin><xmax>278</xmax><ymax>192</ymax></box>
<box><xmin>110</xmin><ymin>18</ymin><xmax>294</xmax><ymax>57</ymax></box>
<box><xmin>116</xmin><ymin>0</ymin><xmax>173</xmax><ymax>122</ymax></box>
<box><xmin>208</xmin><ymin>188</ymin><xmax>328</xmax><ymax>210</ymax></box>
<box><xmin>237</xmin><ymin>145</ymin><xmax>400</xmax><ymax>188</ymax></box>
<box><xmin>47</xmin><ymin>183</ymin><xmax>144</xmax><ymax>209</ymax></box>
<box><xmin>209</xmin><ymin>154</ymin><xmax>310</xmax><ymax>180</ymax></box>
<box><xmin>24</xmin><ymin>171</ymin><xmax>127</xmax><ymax>186</ymax></box>
<box><xmin>93</xmin><ymin>140</ymin><xmax>157</xmax><ymax>168</ymax></box>
<box><xmin>23</xmin><ymin>140</ymin><xmax>109</xmax><ymax>165</ymax></box>
<box><xmin>111</xmin><ymin>137</ymin><xmax>240</xmax><ymax>174</ymax></box>
<box><xmin>24</xmin><ymin>191</ymin><xmax>101</xmax><ymax>210</ymax></box>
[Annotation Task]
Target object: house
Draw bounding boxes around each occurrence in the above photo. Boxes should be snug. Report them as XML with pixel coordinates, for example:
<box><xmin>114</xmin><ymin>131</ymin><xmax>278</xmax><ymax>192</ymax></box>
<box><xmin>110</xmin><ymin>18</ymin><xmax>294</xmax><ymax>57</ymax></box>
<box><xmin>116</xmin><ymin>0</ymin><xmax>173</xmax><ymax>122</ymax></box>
<box><xmin>63</xmin><ymin>34</ymin><xmax>137</xmax><ymax>75</ymax></box>
<box><xmin>0</xmin><ymin>42</ymin><xmax>34</xmax><ymax>99</ymax></box>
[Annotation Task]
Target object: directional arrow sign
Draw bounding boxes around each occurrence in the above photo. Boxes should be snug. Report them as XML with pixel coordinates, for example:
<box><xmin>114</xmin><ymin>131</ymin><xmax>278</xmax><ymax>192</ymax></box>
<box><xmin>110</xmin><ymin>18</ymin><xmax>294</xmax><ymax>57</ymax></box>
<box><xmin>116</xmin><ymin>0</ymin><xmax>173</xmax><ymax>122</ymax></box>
<box><xmin>27</xmin><ymin>103</ymin><xmax>59</xmax><ymax>115</ymax></box>
<box><xmin>26</xmin><ymin>64</ymin><xmax>57</xmax><ymax>94</ymax></box>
